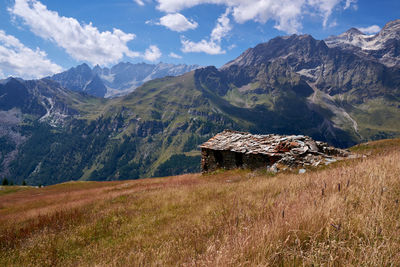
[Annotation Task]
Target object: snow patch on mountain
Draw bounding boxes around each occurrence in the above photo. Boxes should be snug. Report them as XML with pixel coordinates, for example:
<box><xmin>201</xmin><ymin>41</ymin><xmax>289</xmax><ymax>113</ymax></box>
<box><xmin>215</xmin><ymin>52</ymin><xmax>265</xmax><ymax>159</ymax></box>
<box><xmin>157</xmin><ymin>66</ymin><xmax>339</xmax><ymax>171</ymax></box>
<box><xmin>325</xmin><ymin>19</ymin><xmax>400</xmax><ymax>67</ymax></box>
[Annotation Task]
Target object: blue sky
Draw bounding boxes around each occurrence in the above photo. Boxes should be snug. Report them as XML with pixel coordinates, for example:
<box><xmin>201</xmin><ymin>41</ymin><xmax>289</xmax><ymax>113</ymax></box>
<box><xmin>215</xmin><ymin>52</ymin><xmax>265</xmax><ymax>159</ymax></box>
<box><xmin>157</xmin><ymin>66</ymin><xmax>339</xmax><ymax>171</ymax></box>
<box><xmin>0</xmin><ymin>0</ymin><xmax>399</xmax><ymax>79</ymax></box>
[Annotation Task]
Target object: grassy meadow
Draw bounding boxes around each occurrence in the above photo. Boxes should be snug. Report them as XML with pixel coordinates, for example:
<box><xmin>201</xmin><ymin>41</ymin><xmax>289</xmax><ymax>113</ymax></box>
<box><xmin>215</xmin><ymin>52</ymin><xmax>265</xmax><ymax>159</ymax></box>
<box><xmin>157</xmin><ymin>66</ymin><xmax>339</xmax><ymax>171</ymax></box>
<box><xmin>1</xmin><ymin>139</ymin><xmax>400</xmax><ymax>266</ymax></box>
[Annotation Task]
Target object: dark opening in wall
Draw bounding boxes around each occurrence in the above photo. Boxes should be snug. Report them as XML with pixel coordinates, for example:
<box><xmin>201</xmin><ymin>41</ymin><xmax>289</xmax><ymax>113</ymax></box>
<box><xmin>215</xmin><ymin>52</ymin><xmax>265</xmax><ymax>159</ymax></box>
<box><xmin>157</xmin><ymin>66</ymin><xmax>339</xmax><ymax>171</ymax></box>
<box><xmin>203</xmin><ymin>161</ymin><xmax>208</xmax><ymax>172</ymax></box>
<box><xmin>235</xmin><ymin>152</ymin><xmax>243</xmax><ymax>167</ymax></box>
<box><xmin>213</xmin><ymin>150</ymin><xmax>223</xmax><ymax>166</ymax></box>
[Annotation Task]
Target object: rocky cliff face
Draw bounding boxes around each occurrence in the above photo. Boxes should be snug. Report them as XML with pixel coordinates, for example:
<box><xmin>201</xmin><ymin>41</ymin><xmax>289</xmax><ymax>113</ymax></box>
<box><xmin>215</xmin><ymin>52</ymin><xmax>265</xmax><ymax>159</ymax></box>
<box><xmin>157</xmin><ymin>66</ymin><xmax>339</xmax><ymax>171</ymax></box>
<box><xmin>0</xmin><ymin>78</ymin><xmax>82</xmax><ymax>124</ymax></box>
<box><xmin>49</xmin><ymin>62</ymin><xmax>200</xmax><ymax>98</ymax></box>
<box><xmin>50</xmin><ymin>63</ymin><xmax>106</xmax><ymax>98</ymax></box>
<box><xmin>222</xmin><ymin>34</ymin><xmax>400</xmax><ymax>100</ymax></box>
<box><xmin>325</xmin><ymin>19</ymin><xmax>400</xmax><ymax>68</ymax></box>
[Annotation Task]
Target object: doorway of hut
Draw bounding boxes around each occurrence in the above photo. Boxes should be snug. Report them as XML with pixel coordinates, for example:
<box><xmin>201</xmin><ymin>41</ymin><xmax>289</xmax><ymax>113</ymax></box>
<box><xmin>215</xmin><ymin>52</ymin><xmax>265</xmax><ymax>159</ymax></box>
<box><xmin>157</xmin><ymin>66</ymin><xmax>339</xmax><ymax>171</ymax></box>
<box><xmin>235</xmin><ymin>152</ymin><xmax>243</xmax><ymax>168</ymax></box>
<box><xmin>213</xmin><ymin>150</ymin><xmax>223</xmax><ymax>167</ymax></box>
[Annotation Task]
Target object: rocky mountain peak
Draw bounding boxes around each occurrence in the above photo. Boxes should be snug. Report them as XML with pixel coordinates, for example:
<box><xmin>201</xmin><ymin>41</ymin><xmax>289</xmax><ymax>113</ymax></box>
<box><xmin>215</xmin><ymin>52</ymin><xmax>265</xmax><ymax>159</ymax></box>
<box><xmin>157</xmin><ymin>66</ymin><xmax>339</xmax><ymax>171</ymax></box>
<box><xmin>4</xmin><ymin>77</ymin><xmax>23</xmax><ymax>86</ymax></box>
<box><xmin>381</xmin><ymin>19</ymin><xmax>400</xmax><ymax>31</ymax></box>
<box><xmin>92</xmin><ymin>64</ymin><xmax>102</xmax><ymax>73</ymax></box>
<box><xmin>345</xmin><ymin>27</ymin><xmax>364</xmax><ymax>36</ymax></box>
<box><xmin>326</xmin><ymin>19</ymin><xmax>400</xmax><ymax>48</ymax></box>
<box><xmin>75</xmin><ymin>63</ymin><xmax>92</xmax><ymax>73</ymax></box>
<box><xmin>221</xmin><ymin>34</ymin><xmax>327</xmax><ymax>69</ymax></box>
<box><xmin>48</xmin><ymin>61</ymin><xmax>200</xmax><ymax>98</ymax></box>
<box><xmin>377</xmin><ymin>19</ymin><xmax>400</xmax><ymax>40</ymax></box>
<box><xmin>0</xmin><ymin>77</ymin><xmax>24</xmax><ymax>85</ymax></box>
<box><xmin>325</xmin><ymin>19</ymin><xmax>400</xmax><ymax>67</ymax></box>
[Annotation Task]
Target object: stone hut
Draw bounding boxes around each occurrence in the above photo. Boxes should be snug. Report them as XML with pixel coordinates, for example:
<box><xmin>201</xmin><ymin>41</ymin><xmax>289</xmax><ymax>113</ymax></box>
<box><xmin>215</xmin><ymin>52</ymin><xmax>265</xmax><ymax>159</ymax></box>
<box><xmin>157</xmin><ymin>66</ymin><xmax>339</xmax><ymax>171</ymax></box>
<box><xmin>199</xmin><ymin>130</ymin><xmax>350</xmax><ymax>172</ymax></box>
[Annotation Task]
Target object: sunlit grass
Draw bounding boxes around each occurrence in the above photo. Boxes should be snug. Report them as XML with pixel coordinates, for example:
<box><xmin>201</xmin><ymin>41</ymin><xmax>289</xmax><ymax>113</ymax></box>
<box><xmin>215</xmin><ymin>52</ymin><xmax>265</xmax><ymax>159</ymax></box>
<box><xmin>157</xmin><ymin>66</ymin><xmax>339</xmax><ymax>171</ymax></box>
<box><xmin>0</xmin><ymin>186</ymin><xmax>33</xmax><ymax>197</ymax></box>
<box><xmin>1</xmin><ymin>139</ymin><xmax>400</xmax><ymax>266</ymax></box>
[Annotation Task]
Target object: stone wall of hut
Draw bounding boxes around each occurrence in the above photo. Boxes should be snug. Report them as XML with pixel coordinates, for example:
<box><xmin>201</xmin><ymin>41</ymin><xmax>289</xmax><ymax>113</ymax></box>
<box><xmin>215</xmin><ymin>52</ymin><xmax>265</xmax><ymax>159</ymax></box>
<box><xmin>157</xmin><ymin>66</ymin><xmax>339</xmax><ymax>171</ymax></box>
<box><xmin>201</xmin><ymin>148</ymin><xmax>281</xmax><ymax>172</ymax></box>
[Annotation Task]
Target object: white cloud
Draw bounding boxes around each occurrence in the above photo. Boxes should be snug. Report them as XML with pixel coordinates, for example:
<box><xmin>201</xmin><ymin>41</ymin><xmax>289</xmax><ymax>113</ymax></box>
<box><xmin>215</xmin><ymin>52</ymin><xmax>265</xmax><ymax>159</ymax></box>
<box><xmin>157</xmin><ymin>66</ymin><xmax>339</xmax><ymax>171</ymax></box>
<box><xmin>181</xmin><ymin>8</ymin><xmax>231</xmax><ymax>55</ymax></box>
<box><xmin>156</xmin><ymin>0</ymin><xmax>352</xmax><ymax>33</ymax></box>
<box><xmin>157</xmin><ymin>13</ymin><xmax>198</xmax><ymax>32</ymax></box>
<box><xmin>144</xmin><ymin>45</ymin><xmax>162</xmax><ymax>61</ymax></box>
<box><xmin>308</xmin><ymin>0</ymin><xmax>342</xmax><ymax>28</ymax></box>
<box><xmin>358</xmin><ymin>25</ymin><xmax>381</xmax><ymax>35</ymax></box>
<box><xmin>134</xmin><ymin>0</ymin><xmax>145</xmax><ymax>6</ymax></box>
<box><xmin>344</xmin><ymin>0</ymin><xmax>357</xmax><ymax>9</ymax></box>
<box><xmin>227</xmin><ymin>44</ymin><xmax>237</xmax><ymax>50</ymax></box>
<box><xmin>211</xmin><ymin>8</ymin><xmax>232</xmax><ymax>42</ymax></box>
<box><xmin>169</xmin><ymin>52</ymin><xmax>182</xmax><ymax>59</ymax></box>
<box><xmin>0</xmin><ymin>30</ymin><xmax>62</xmax><ymax>79</ymax></box>
<box><xmin>9</xmin><ymin>0</ymin><xmax>140</xmax><ymax>66</ymax></box>
<box><xmin>181</xmin><ymin>38</ymin><xmax>226</xmax><ymax>55</ymax></box>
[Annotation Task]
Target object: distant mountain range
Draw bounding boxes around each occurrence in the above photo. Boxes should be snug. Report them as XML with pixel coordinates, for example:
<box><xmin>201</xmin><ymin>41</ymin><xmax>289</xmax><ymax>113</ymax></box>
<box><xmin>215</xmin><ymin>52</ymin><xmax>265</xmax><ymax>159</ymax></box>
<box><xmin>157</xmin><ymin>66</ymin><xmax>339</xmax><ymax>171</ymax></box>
<box><xmin>49</xmin><ymin>62</ymin><xmax>200</xmax><ymax>98</ymax></box>
<box><xmin>1</xmin><ymin>19</ymin><xmax>399</xmax><ymax>185</ymax></box>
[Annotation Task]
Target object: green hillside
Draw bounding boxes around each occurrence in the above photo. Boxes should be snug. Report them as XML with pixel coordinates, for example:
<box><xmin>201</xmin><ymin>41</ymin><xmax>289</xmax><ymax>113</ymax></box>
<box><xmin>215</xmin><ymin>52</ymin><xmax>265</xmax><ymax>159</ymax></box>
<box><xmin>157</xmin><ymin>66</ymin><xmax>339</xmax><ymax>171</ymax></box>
<box><xmin>1</xmin><ymin>33</ymin><xmax>400</xmax><ymax>185</ymax></box>
<box><xmin>2</xmin><ymin>62</ymin><xmax>400</xmax><ymax>186</ymax></box>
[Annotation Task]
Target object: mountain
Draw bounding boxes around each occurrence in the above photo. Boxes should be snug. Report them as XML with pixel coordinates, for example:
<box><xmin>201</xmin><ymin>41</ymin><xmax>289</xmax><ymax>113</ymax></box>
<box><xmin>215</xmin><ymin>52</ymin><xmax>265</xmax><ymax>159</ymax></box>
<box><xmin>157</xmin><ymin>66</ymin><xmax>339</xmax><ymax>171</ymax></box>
<box><xmin>49</xmin><ymin>62</ymin><xmax>200</xmax><ymax>98</ymax></box>
<box><xmin>0</xmin><ymin>78</ymin><xmax>105</xmax><ymax>181</ymax></box>
<box><xmin>222</xmin><ymin>33</ymin><xmax>400</xmax><ymax>100</ymax></box>
<box><xmin>0</xmin><ymin>72</ymin><xmax>217</xmax><ymax>185</ymax></box>
<box><xmin>215</xmin><ymin>33</ymin><xmax>399</xmax><ymax>145</ymax></box>
<box><xmin>1</xmin><ymin>19</ymin><xmax>400</xmax><ymax>186</ymax></box>
<box><xmin>325</xmin><ymin>19</ymin><xmax>400</xmax><ymax>67</ymax></box>
<box><xmin>49</xmin><ymin>63</ymin><xmax>107</xmax><ymax>98</ymax></box>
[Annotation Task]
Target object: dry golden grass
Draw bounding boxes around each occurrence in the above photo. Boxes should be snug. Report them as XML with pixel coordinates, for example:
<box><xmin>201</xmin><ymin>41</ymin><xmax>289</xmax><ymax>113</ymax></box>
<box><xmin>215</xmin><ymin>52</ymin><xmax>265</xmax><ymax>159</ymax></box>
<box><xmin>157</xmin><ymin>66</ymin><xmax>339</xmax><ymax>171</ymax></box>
<box><xmin>1</xmin><ymin>139</ymin><xmax>400</xmax><ymax>266</ymax></box>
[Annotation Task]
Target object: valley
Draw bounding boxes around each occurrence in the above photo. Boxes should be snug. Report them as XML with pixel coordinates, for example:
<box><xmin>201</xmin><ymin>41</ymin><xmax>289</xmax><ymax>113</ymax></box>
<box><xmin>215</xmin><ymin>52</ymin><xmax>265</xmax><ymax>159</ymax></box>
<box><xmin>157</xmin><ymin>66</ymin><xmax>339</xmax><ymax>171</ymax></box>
<box><xmin>1</xmin><ymin>1</ymin><xmax>399</xmax><ymax>265</ymax></box>
<box><xmin>0</xmin><ymin>20</ymin><xmax>400</xmax><ymax>185</ymax></box>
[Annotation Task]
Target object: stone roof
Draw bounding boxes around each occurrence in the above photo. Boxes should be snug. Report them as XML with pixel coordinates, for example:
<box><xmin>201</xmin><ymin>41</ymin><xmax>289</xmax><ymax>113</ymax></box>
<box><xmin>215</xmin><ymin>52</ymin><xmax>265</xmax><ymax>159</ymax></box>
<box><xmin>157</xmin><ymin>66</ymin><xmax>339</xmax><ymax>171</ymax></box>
<box><xmin>200</xmin><ymin>130</ymin><xmax>349</xmax><ymax>158</ymax></box>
